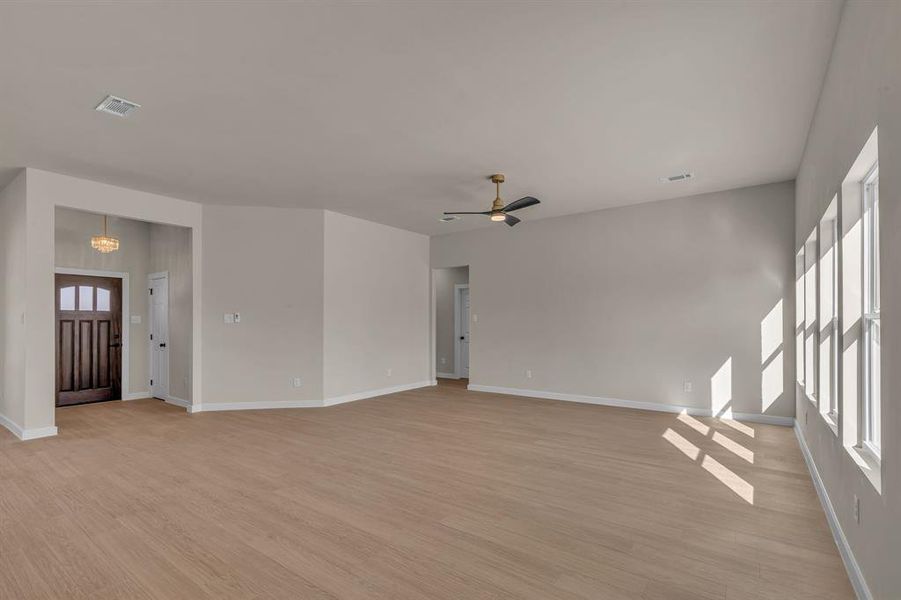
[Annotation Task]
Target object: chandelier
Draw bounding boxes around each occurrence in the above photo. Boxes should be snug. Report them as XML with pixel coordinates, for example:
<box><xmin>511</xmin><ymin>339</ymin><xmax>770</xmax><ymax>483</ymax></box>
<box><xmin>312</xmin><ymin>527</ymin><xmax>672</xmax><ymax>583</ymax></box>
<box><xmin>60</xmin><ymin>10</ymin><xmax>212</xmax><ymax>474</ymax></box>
<box><xmin>91</xmin><ymin>215</ymin><xmax>120</xmax><ymax>253</ymax></box>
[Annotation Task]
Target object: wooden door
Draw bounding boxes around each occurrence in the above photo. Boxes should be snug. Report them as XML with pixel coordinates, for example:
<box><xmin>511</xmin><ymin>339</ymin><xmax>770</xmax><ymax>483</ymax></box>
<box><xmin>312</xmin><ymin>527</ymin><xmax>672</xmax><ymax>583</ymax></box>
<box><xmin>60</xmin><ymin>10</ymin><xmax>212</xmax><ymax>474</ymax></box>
<box><xmin>56</xmin><ymin>275</ymin><xmax>122</xmax><ymax>406</ymax></box>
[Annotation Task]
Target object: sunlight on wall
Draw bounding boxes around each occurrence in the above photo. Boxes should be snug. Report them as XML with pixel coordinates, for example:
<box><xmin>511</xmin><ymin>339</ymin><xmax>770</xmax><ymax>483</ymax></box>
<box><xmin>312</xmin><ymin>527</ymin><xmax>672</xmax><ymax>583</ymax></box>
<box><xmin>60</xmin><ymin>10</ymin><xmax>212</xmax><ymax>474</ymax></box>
<box><xmin>760</xmin><ymin>299</ymin><xmax>784</xmax><ymax>412</ymax></box>
<box><xmin>711</xmin><ymin>357</ymin><xmax>732</xmax><ymax>418</ymax></box>
<box><xmin>761</xmin><ymin>300</ymin><xmax>783</xmax><ymax>362</ymax></box>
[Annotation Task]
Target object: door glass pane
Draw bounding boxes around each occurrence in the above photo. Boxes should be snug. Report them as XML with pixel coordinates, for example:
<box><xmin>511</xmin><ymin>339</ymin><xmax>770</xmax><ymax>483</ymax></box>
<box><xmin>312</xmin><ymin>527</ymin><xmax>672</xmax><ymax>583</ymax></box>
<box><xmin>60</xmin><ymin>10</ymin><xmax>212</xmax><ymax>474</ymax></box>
<box><xmin>96</xmin><ymin>288</ymin><xmax>111</xmax><ymax>311</ymax></box>
<box><xmin>60</xmin><ymin>286</ymin><xmax>76</xmax><ymax>310</ymax></box>
<box><xmin>78</xmin><ymin>286</ymin><xmax>94</xmax><ymax>311</ymax></box>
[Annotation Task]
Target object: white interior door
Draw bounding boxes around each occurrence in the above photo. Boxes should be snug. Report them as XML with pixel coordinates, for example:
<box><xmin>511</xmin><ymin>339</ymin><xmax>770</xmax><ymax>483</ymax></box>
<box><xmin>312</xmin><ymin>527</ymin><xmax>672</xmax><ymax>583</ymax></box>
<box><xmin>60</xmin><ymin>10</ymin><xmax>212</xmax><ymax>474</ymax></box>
<box><xmin>149</xmin><ymin>274</ymin><xmax>169</xmax><ymax>399</ymax></box>
<box><xmin>459</xmin><ymin>287</ymin><xmax>470</xmax><ymax>378</ymax></box>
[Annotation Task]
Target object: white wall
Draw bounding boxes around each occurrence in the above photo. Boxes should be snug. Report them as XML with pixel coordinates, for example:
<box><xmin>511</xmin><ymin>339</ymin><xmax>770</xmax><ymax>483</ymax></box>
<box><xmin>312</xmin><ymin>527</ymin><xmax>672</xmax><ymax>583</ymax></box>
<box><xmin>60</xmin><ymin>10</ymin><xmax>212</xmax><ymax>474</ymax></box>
<box><xmin>794</xmin><ymin>2</ymin><xmax>901</xmax><ymax>597</ymax></box>
<box><xmin>0</xmin><ymin>172</ymin><xmax>28</xmax><ymax>430</ymax></box>
<box><xmin>149</xmin><ymin>223</ymin><xmax>193</xmax><ymax>402</ymax></box>
<box><xmin>432</xmin><ymin>181</ymin><xmax>796</xmax><ymax>419</ymax></box>
<box><xmin>434</xmin><ymin>266</ymin><xmax>468</xmax><ymax>375</ymax></box>
<box><xmin>55</xmin><ymin>208</ymin><xmax>152</xmax><ymax>397</ymax></box>
<box><xmin>201</xmin><ymin>205</ymin><xmax>324</xmax><ymax>408</ymax></box>
<box><xmin>323</xmin><ymin>211</ymin><xmax>431</xmax><ymax>400</ymax></box>
<box><xmin>21</xmin><ymin>169</ymin><xmax>203</xmax><ymax>433</ymax></box>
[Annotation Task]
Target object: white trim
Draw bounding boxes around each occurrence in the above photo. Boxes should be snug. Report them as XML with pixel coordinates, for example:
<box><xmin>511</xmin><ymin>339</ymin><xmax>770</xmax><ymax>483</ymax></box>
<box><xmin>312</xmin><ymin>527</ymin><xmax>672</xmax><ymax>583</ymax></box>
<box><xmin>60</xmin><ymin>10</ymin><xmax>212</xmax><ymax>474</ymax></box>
<box><xmin>454</xmin><ymin>284</ymin><xmax>469</xmax><ymax>378</ymax></box>
<box><xmin>0</xmin><ymin>414</ymin><xmax>58</xmax><ymax>441</ymax></box>
<box><xmin>124</xmin><ymin>391</ymin><xmax>151</xmax><ymax>401</ymax></box>
<box><xmin>466</xmin><ymin>384</ymin><xmax>794</xmax><ymax>426</ymax></box>
<box><xmin>323</xmin><ymin>380</ymin><xmax>436</xmax><ymax>407</ymax></box>
<box><xmin>163</xmin><ymin>395</ymin><xmax>191</xmax><ymax>409</ymax></box>
<box><xmin>437</xmin><ymin>372</ymin><xmax>459</xmax><ymax>379</ymax></box>
<box><xmin>190</xmin><ymin>380</ymin><xmax>437</xmax><ymax>413</ymax></box>
<box><xmin>193</xmin><ymin>399</ymin><xmax>323</xmax><ymax>412</ymax></box>
<box><xmin>55</xmin><ymin>267</ymin><xmax>130</xmax><ymax>402</ymax></box>
<box><xmin>794</xmin><ymin>423</ymin><xmax>872</xmax><ymax>600</ymax></box>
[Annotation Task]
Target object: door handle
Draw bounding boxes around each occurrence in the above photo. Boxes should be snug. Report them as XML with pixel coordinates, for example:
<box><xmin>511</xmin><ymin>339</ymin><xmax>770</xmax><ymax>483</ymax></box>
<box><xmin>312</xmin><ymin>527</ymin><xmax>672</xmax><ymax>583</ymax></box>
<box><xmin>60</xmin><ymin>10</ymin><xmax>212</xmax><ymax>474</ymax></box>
<box><xmin>460</xmin><ymin>336</ymin><xmax>465</xmax><ymax>340</ymax></box>
<box><xmin>159</xmin><ymin>343</ymin><xmax>167</xmax><ymax>348</ymax></box>
<box><xmin>109</xmin><ymin>343</ymin><xmax>121</xmax><ymax>348</ymax></box>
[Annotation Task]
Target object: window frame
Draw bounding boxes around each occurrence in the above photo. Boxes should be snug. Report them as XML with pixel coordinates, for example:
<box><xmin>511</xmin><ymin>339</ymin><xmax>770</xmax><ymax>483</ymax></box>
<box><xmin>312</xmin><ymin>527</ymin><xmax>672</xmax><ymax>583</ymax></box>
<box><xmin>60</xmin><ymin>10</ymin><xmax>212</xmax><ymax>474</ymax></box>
<box><xmin>861</xmin><ymin>163</ymin><xmax>880</xmax><ymax>457</ymax></box>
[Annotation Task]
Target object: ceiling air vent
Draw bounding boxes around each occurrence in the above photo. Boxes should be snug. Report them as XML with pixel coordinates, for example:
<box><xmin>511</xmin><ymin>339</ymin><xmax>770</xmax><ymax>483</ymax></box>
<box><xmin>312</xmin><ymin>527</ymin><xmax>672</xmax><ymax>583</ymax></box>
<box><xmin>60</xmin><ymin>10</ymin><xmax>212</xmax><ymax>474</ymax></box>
<box><xmin>660</xmin><ymin>172</ymin><xmax>694</xmax><ymax>183</ymax></box>
<box><xmin>95</xmin><ymin>95</ymin><xmax>141</xmax><ymax>117</ymax></box>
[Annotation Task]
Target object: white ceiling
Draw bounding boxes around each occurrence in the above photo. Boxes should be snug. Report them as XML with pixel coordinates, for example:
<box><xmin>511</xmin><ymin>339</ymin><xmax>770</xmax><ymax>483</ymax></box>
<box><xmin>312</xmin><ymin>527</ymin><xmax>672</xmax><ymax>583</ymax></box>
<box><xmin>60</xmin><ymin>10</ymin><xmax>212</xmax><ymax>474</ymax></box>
<box><xmin>0</xmin><ymin>1</ymin><xmax>842</xmax><ymax>235</ymax></box>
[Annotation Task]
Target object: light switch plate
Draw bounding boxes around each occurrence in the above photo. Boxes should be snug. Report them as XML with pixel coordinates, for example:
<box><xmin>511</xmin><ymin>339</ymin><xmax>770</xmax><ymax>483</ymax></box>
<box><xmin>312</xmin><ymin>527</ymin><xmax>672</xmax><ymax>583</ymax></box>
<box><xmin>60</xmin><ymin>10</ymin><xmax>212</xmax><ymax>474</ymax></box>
<box><xmin>130</xmin><ymin>315</ymin><xmax>142</xmax><ymax>324</ymax></box>
<box><xmin>224</xmin><ymin>313</ymin><xmax>235</xmax><ymax>324</ymax></box>
<box><xmin>234</xmin><ymin>312</ymin><xmax>241</xmax><ymax>323</ymax></box>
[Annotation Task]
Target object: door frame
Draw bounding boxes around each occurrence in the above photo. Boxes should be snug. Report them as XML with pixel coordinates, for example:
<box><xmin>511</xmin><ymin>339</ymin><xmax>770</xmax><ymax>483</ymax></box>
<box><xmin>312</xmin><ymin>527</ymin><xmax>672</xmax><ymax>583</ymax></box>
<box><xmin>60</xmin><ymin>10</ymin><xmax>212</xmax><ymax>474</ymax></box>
<box><xmin>148</xmin><ymin>271</ymin><xmax>170</xmax><ymax>401</ymax></box>
<box><xmin>454</xmin><ymin>284</ymin><xmax>470</xmax><ymax>379</ymax></box>
<box><xmin>54</xmin><ymin>267</ymin><xmax>131</xmax><ymax>401</ymax></box>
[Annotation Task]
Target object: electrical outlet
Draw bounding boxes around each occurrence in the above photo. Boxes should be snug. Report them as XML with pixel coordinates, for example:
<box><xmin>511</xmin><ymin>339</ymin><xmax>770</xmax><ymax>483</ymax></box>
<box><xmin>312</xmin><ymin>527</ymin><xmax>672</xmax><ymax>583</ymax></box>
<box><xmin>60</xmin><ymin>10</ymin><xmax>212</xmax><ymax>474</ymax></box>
<box><xmin>441</xmin><ymin>357</ymin><xmax>446</xmax><ymax>365</ymax></box>
<box><xmin>386</xmin><ymin>368</ymin><xmax>392</xmax><ymax>377</ymax></box>
<box><xmin>472</xmin><ymin>314</ymin><xmax>478</xmax><ymax>323</ymax></box>
<box><xmin>853</xmin><ymin>495</ymin><xmax>860</xmax><ymax>523</ymax></box>
<box><xmin>292</xmin><ymin>377</ymin><xmax>302</xmax><ymax>388</ymax></box>
<box><xmin>526</xmin><ymin>369</ymin><xmax>532</xmax><ymax>379</ymax></box>
<box><xmin>683</xmin><ymin>381</ymin><xmax>693</xmax><ymax>393</ymax></box>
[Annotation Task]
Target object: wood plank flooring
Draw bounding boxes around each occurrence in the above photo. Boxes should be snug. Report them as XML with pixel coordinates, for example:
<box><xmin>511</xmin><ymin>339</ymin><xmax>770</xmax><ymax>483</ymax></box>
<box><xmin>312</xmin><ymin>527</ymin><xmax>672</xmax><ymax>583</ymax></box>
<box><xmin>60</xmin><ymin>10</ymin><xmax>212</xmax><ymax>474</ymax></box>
<box><xmin>0</xmin><ymin>379</ymin><xmax>853</xmax><ymax>599</ymax></box>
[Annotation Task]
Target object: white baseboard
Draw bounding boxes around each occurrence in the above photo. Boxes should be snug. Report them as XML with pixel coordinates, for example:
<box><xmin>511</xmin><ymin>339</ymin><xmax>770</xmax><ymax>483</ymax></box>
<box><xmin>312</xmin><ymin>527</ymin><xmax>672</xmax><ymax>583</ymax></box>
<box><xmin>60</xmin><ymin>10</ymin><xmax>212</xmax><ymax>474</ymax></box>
<box><xmin>466</xmin><ymin>384</ymin><xmax>794</xmax><ymax>427</ymax></box>
<box><xmin>164</xmin><ymin>395</ymin><xmax>192</xmax><ymax>409</ymax></box>
<box><xmin>124</xmin><ymin>391</ymin><xmax>151</xmax><ymax>401</ymax></box>
<box><xmin>191</xmin><ymin>398</ymin><xmax>321</xmax><ymax>413</ymax></box>
<box><xmin>794</xmin><ymin>422</ymin><xmax>871</xmax><ymax>600</ymax></box>
<box><xmin>323</xmin><ymin>380</ymin><xmax>435</xmax><ymax>407</ymax></box>
<box><xmin>0</xmin><ymin>413</ymin><xmax>58</xmax><ymax>441</ymax></box>
<box><xmin>436</xmin><ymin>372</ymin><xmax>459</xmax><ymax>379</ymax></box>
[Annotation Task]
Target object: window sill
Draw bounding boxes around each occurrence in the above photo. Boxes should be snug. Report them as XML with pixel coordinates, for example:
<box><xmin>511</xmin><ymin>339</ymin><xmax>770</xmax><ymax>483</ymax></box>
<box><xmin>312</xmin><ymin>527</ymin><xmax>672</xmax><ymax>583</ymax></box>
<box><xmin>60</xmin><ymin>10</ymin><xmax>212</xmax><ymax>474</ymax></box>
<box><xmin>820</xmin><ymin>411</ymin><xmax>838</xmax><ymax>435</ymax></box>
<box><xmin>846</xmin><ymin>444</ymin><xmax>882</xmax><ymax>493</ymax></box>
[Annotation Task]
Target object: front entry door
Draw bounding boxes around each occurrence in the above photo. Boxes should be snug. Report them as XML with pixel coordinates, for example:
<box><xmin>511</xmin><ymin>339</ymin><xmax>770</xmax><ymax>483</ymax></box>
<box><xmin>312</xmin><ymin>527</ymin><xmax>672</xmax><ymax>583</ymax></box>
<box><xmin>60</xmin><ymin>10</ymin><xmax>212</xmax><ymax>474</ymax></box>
<box><xmin>56</xmin><ymin>275</ymin><xmax>122</xmax><ymax>406</ymax></box>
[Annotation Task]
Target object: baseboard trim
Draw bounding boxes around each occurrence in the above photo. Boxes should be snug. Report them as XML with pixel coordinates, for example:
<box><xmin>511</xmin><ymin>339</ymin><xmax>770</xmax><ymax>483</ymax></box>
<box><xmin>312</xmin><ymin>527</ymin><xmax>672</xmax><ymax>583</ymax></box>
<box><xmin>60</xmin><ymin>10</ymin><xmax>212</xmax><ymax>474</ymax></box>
<box><xmin>164</xmin><ymin>395</ymin><xmax>191</xmax><ymax>409</ymax></box>
<box><xmin>0</xmin><ymin>413</ymin><xmax>58</xmax><ymax>441</ymax></box>
<box><xmin>794</xmin><ymin>422</ymin><xmax>871</xmax><ymax>600</ymax></box>
<box><xmin>323</xmin><ymin>380</ymin><xmax>435</xmax><ymax>407</ymax></box>
<box><xmin>192</xmin><ymin>398</ymin><xmax>322</xmax><ymax>413</ymax></box>
<box><xmin>466</xmin><ymin>384</ymin><xmax>794</xmax><ymax>426</ymax></box>
<box><xmin>436</xmin><ymin>372</ymin><xmax>459</xmax><ymax>379</ymax></box>
<box><xmin>124</xmin><ymin>391</ymin><xmax>151</xmax><ymax>401</ymax></box>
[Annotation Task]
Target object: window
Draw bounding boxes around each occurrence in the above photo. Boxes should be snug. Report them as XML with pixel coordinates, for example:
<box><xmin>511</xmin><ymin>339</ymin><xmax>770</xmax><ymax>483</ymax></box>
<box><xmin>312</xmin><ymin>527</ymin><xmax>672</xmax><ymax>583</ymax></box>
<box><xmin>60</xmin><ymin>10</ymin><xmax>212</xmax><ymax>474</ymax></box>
<box><xmin>862</xmin><ymin>164</ymin><xmax>880</xmax><ymax>455</ymax></box>
<box><xmin>78</xmin><ymin>285</ymin><xmax>94</xmax><ymax>311</ymax></box>
<box><xmin>60</xmin><ymin>286</ymin><xmax>76</xmax><ymax>311</ymax></box>
<box><xmin>818</xmin><ymin>197</ymin><xmax>839</xmax><ymax>424</ymax></box>
<box><xmin>96</xmin><ymin>287</ymin><xmax>111</xmax><ymax>312</ymax></box>
<box><xmin>804</xmin><ymin>229</ymin><xmax>818</xmax><ymax>403</ymax></box>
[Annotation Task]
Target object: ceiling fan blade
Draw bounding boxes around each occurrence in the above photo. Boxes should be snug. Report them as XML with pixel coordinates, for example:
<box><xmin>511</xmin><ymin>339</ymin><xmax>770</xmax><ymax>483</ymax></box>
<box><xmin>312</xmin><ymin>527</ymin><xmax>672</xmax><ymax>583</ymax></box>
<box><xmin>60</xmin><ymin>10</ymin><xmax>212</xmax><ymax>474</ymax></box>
<box><xmin>502</xmin><ymin>196</ymin><xmax>540</xmax><ymax>212</ymax></box>
<box><xmin>504</xmin><ymin>214</ymin><xmax>521</xmax><ymax>227</ymax></box>
<box><xmin>443</xmin><ymin>211</ymin><xmax>491</xmax><ymax>215</ymax></box>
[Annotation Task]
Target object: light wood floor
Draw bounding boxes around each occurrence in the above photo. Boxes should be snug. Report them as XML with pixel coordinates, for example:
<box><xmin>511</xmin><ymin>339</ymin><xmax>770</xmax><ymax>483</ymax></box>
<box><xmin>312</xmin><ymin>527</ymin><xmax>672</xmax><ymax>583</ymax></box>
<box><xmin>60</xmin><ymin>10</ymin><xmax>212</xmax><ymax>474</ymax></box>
<box><xmin>1</xmin><ymin>380</ymin><xmax>853</xmax><ymax>599</ymax></box>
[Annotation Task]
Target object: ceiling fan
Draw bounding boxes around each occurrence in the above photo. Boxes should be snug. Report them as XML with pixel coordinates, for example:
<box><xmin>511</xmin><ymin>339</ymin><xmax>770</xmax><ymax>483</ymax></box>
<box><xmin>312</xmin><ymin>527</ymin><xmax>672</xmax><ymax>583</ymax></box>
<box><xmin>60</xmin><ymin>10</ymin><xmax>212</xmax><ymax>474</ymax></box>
<box><xmin>443</xmin><ymin>174</ymin><xmax>540</xmax><ymax>227</ymax></box>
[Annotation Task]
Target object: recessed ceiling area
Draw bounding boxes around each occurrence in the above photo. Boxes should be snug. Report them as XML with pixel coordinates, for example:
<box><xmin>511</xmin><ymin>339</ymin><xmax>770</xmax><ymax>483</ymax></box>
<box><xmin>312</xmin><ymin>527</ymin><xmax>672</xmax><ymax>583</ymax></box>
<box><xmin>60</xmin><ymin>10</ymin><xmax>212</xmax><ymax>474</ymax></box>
<box><xmin>0</xmin><ymin>1</ymin><xmax>842</xmax><ymax>235</ymax></box>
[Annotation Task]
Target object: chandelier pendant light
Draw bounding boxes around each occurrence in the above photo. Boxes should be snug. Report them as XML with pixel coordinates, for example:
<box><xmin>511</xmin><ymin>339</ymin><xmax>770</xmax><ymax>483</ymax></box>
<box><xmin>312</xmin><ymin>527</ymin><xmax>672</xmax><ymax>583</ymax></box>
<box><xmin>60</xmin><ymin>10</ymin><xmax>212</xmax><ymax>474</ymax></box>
<box><xmin>91</xmin><ymin>215</ymin><xmax>120</xmax><ymax>253</ymax></box>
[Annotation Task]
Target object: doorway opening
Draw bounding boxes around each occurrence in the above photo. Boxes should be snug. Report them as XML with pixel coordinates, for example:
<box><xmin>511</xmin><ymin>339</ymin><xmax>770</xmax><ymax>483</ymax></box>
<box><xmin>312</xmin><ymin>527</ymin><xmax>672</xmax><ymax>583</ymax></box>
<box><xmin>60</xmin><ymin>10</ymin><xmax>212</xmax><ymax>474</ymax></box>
<box><xmin>54</xmin><ymin>206</ymin><xmax>193</xmax><ymax>415</ymax></box>
<box><xmin>433</xmin><ymin>266</ymin><xmax>469</xmax><ymax>382</ymax></box>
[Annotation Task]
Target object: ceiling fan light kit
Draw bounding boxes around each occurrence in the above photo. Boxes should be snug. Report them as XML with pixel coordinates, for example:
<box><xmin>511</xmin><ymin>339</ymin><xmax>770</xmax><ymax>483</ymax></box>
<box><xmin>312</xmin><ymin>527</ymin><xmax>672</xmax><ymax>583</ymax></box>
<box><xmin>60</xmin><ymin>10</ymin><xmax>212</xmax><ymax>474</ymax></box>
<box><xmin>443</xmin><ymin>173</ymin><xmax>540</xmax><ymax>227</ymax></box>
